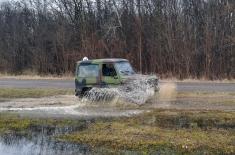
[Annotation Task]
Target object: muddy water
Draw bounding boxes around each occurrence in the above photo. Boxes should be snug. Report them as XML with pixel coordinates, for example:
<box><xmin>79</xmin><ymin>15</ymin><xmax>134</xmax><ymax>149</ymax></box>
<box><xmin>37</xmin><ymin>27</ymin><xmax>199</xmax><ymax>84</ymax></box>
<box><xmin>0</xmin><ymin>95</ymin><xmax>144</xmax><ymax>118</ymax></box>
<box><xmin>0</xmin><ymin>134</ymin><xmax>139</xmax><ymax>155</ymax></box>
<box><xmin>0</xmin><ymin>134</ymin><xmax>89</xmax><ymax>155</ymax></box>
<box><xmin>0</xmin><ymin>125</ymin><xmax>92</xmax><ymax>155</ymax></box>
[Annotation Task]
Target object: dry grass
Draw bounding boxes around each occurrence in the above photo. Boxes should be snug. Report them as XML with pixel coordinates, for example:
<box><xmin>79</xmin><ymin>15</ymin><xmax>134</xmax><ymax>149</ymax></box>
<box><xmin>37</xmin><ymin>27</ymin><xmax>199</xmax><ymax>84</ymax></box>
<box><xmin>177</xmin><ymin>91</ymin><xmax>235</xmax><ymax>98</ymax></box>
<box><xmin>0</xmin><ymin>113</ymin><xmax>87</xmax><ymax>134</ymax></box>
<box><xmin>59</xmin><ymin>109</ymin><xmax>235</xmax><ymax>154</ymax></box>
<box><xmin>0</xmin><ymin>72</ymin><xmax>234</xmax><ymax>82</ymax></box>
<box><xmin>161</xmin><ymin>78</ymin><xmax>235</xmax><ymax>83</ymax></box>
<box><xmin>0</xmin><ymin>73</ymin><xmax>73</xmax><ymax>80</ymax></box>
<box><xmin>0</xmin><ymin>88</ymin><xmax>74</xmax><ymax>98</ymax></box>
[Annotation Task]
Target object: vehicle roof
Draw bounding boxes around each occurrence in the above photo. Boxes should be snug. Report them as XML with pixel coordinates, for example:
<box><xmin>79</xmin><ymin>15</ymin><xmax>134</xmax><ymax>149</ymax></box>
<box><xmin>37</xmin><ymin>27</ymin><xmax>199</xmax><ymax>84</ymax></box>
<box><xmin>77</xmin><ymin>58</ymin><xmax>128</xmax><ymax>64</ymax></box>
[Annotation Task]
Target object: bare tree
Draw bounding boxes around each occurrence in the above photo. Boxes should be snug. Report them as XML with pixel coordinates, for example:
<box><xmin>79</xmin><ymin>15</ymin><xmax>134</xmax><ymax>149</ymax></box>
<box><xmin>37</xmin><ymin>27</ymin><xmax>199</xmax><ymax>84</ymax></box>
<box><xmin>0</xmin><ymin>0</ymin><xmax>234</xmax><ymax>79</ymax></box>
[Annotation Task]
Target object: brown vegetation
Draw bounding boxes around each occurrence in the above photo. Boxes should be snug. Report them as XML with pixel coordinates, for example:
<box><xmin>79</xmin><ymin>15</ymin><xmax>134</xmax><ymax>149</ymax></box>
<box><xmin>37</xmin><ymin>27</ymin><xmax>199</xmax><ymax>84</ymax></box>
<box><xmin>59</xmin><ymin>109</ymin><xmax>235</xmax><ymax>154</ymax></box>
<box><xmin>0</xmin><ymin>0</ymin><xmax>234</xmax><ymax>79</ymax></box>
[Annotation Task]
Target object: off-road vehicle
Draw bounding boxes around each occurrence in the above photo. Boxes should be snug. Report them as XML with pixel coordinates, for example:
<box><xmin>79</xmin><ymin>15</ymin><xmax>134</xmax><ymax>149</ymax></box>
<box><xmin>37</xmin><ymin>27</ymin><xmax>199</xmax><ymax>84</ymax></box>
<box><xmin>75</xmin><ymin>58</ymin><xmax>159</xmax><ymax>97</ymax></box>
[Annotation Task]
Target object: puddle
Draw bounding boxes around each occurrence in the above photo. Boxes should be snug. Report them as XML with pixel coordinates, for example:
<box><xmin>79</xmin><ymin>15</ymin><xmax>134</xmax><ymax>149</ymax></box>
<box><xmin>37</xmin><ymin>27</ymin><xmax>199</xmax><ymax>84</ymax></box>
<box><xmin>0</xmin><ymin>131</ymin><xmax>166</xmax><ymax>155</ymax></box>
<box><xmin>0</xmin><ymin>136</ymin><xmax>89</xmax><ymax>155</ymax></box>
<box><xmin>0</xmin><ymin>95</ymin><xmax>77</xmax><ymax>108</ymax></box>
<box><xmin>0</xmin><ymin>125</ymin><xmax>92</xmax><ymax>155</ymax></box>
<box><xmin>0</xmin><ymin>95</ymin><xmax>145</xmax><ymax>118</ymax></box>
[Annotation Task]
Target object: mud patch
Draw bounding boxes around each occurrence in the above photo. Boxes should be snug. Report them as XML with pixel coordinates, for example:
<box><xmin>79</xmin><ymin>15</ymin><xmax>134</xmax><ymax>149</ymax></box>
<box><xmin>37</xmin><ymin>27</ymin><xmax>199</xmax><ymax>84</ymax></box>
<box><xmin>0</xmin><ymin>95</ymin><xmax>77</xmax><ymax>108</ymax></box>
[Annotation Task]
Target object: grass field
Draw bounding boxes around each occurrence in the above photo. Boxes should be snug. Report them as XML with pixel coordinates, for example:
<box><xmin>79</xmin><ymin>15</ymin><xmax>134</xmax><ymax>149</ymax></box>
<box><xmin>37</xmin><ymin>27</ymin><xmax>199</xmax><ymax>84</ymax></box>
<box><xmin>0</xmin><ymin>88</ymin><xmax>74</xmax><ymax>98</ymax></box>
<box><xmin>59</xmin><ymin>109</ymin><xmax>235</xmax><ymax>154</ymax></box>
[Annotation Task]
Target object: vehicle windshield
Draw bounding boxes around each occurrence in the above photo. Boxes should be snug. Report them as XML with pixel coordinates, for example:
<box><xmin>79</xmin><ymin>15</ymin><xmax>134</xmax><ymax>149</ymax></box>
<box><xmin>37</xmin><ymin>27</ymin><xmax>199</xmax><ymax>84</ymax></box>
<box><xmin>115</xmin><ymin>61</ymin><xmax>135</xmax><ymax>76</ymax></box>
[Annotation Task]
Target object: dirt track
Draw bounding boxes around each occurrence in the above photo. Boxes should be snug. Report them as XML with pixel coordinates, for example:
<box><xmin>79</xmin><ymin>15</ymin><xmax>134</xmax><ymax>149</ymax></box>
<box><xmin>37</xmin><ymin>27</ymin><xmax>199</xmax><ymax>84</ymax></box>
<box><xmin>0</xmin><ymin>78</ymin><xmax>234</xmax><ymax>92</ymax></box>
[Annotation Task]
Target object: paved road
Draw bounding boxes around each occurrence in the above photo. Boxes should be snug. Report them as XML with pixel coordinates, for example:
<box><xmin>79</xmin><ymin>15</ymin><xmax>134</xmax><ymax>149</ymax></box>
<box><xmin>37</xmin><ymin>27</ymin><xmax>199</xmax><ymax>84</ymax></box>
<box><xmin>0</xmin><ymin>78</ymin><xmax>234</xmax><ymax>92</ymax></box>
<box><xmin>0</xmin><ymin>79</ymin><xmax>74</xmax><ymax>89</ymax></box>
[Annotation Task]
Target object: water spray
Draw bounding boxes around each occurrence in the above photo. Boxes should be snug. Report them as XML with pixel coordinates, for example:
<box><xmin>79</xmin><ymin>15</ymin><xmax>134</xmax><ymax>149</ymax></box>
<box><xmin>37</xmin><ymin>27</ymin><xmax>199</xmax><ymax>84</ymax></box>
<box><xmin>82</xmin><ymin>76</ymin><xmax>158</xmax><ymax>105</ymax></box>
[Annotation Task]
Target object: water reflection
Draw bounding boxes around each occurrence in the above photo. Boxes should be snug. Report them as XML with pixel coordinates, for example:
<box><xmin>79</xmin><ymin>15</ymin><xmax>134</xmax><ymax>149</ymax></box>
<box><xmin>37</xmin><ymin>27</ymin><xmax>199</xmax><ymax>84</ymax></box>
<box><xmin>0</xmin><ymin>127</ymin><xmax>90</xmax><ymax>155</ymax></box>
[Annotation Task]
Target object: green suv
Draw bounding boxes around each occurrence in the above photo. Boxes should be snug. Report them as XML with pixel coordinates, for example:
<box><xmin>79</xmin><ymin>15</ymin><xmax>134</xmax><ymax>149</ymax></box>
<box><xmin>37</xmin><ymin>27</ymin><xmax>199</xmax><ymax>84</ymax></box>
<box><xmin>75</xmin><ymin>58</ymin><xmax>159</xmax><ymax>97</ymax></box>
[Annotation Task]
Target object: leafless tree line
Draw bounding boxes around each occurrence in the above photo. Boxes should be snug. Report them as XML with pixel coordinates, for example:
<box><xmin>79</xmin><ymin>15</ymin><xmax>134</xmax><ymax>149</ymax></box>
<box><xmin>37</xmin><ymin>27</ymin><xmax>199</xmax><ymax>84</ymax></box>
<box><xmin>0</xmin><ymin>0</ymin><xmax>234</xmax><ymax>79</ymax></box>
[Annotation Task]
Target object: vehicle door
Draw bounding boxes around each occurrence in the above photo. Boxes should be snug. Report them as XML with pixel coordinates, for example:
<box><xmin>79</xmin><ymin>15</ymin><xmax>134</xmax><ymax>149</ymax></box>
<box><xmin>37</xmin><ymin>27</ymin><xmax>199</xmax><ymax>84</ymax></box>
<box><xmin>101</xmin><ymin>63</ymin><xmax>120</xmax><ymax>86</ymax></box>
<box><xmin>77</xmin><ymin>63</ymin><xmax>100</xmax><ymax>87</ymax></box>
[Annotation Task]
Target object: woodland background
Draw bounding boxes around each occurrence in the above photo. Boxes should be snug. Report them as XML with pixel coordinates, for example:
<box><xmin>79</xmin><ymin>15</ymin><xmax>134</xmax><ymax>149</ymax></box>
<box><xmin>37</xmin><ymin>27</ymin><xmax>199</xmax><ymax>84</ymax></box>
<box><xmin>0</xmin><ymin>0</ymin><xmax>234</xmax><ymax>79</ymax></box>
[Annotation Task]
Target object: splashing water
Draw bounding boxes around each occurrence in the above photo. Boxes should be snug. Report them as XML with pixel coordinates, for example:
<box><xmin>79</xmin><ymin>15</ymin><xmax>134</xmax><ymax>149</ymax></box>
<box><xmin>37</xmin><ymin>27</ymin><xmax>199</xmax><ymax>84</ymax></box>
<box><xmin>82</xmin><ymin>77</ymin><xmax>157</xmax><ymax>105</ymax></box>
<box><xmin>158</xmin><ymin>82</ymin><xmax>176</xmax><ymax>101</ymax></box>
<box><xmin>0</xmin><ymin>77</ymin><xmax>158</xmax><ymax>116</ymax></box>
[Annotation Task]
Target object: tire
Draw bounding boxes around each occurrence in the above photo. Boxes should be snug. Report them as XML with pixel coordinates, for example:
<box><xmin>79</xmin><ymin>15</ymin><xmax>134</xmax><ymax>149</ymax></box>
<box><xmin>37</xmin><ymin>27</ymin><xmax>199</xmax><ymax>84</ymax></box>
<box><xmin>75</xmin><ymin>87</ymin><xmax>91</xmax><ymax>98</ymax></box>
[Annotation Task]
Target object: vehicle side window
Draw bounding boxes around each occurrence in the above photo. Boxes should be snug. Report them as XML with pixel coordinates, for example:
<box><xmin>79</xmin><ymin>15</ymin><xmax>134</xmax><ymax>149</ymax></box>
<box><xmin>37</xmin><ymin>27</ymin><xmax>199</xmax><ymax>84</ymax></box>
<box><xmin>78</xmin><ymin>64</ymin><xmax>99</xmax><ymax>77</ymax></box>
<box><xmin>102</xmin><ymin>64</ymin><xmax>117</xmax><ymax>77</ymax></box>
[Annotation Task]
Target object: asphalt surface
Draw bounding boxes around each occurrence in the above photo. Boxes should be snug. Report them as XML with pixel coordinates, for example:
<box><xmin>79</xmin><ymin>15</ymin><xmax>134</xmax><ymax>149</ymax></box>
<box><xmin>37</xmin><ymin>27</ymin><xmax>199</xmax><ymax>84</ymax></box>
<box><xmin>0</xmin><ymin>78</ymin><xmax>234</xmax><ymax>92</ymax></box>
